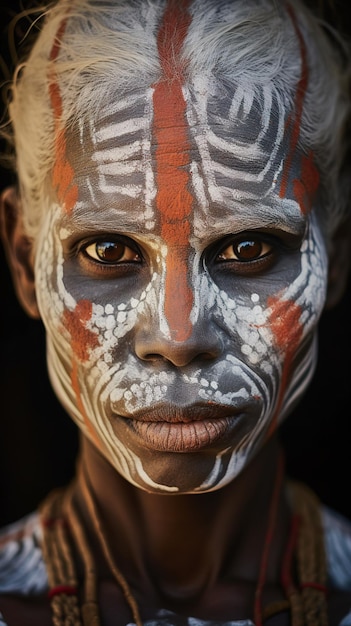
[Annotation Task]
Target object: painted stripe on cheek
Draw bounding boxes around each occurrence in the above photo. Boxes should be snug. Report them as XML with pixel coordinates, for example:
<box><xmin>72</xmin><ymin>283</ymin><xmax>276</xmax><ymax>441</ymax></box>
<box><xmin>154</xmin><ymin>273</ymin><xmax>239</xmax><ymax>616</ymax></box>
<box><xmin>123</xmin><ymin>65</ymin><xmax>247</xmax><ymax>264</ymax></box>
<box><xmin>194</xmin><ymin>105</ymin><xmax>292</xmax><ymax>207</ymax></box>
<box><xmin>266</xmin><ymin>295</ymin><xmax>303</xmax><ymax>436</ymax></box>
<box><xmin>49</xmin><ymin>18</ymin><xmax>78</xmax><ymax>213</ymax></box>
<box><xmin>62</xmin><ymin>299</ymin><xmax>99</xmax><ymax>362</ymax></box>
<box><xmin>153</xmin><ymin>0</ymin><xmax>194</xmax><ymax>341</ymax></box>
<box><xmin>62</xmin><ymin>300</ymin><xmax>101</xmax><ymax>448</ymax></box>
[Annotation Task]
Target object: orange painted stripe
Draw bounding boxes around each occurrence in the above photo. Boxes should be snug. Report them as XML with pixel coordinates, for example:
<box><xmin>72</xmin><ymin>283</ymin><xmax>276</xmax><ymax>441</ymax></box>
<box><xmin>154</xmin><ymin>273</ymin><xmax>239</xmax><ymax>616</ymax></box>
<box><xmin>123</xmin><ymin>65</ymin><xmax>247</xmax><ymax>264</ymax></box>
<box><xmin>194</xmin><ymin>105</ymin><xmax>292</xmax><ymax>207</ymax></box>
<box><xmin>71</xmin><ymin>360</ymin><xmax>102</xmax><ymax>450</ymax></box>
<box><xmin>153</xmin><ymin>0</ymin><xmax>194</xmax><ymax>341</ymax></box>
<box><xmin>266</xmin><ymin>295</ymin><xmax>303</xmax><ymax>436</ymax></box>
<box><xmin>62</xmin><ymin>299</ymin><xmax>100</xmax><ymax>362</ymax></box>
<box><xmin>293</xmin><ymin>149</ymin><xmax>320</xmax><ymax>215</ymax></box>
<box><xmin>49</xmin><ymin>17</ymin><xmax>78</xmax><ymax>213</ymax></box>
<box><xmin>279</xmin><ymin>5</ymin><xmax>308</xmax><ymax>200</ymax></box>
<box><xmin>62</xmin><ymin>299</ymin><xmax>102</xmax><ymax>449</ymax></box>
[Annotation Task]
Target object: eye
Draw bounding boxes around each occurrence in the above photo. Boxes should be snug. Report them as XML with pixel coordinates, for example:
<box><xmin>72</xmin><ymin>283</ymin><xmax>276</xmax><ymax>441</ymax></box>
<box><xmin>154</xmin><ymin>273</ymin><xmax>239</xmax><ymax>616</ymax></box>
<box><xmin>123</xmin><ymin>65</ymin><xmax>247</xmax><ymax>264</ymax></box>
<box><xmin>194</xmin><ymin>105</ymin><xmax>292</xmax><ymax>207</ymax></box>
<box><xmin>217</xmin><ymin>236</ymin><xmax>272</xmax><ymax>262</ymax></box>
<box><xmin>83</xmin><ymin>239</ymin><xmax>141</xmax><ymax>264</ymax></box>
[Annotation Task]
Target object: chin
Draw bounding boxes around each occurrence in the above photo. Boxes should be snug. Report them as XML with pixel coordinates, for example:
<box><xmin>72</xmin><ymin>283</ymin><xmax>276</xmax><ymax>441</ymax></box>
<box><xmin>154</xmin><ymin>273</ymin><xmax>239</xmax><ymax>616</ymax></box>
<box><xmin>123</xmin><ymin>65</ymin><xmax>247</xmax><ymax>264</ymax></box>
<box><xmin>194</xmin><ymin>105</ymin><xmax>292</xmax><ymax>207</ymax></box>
<box><xmin>111</xmin><ymin>448</ymin><xmax>248</xmax><ymax>495</ymax></box>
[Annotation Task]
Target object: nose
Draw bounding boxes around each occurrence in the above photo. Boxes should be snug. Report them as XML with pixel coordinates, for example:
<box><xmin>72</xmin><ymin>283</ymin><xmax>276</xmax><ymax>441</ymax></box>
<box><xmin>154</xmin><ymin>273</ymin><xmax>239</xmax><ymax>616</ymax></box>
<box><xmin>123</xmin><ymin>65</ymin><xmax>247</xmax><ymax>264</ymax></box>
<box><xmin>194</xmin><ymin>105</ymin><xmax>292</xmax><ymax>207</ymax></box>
<box><xmin>134</xmin><ymin>317</ymin><xmax>223</xmax><ymax>368</ymax></box>
<box><xmin>134</xmin><ymin>244</ymin><xmax>223</xmax><ymax>367</ymax></box>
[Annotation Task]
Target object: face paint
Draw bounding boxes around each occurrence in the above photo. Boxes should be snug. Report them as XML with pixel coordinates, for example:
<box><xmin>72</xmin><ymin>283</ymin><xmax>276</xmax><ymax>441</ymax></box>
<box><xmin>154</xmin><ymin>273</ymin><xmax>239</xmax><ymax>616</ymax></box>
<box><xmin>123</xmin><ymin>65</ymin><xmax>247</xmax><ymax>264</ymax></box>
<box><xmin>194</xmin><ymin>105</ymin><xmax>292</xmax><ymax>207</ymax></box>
<box><xmin>152</xmin><ymin>0</ymin><xmax>194</xmax><ymax>342</ymax></box>
<box><xmin>34</xmin><ymin>0</ymin><xmax>328</xmax><ymax>494</ymax></box>
<box><xmin>49</xmin><ymin>17</ymin><xmax>78</xmax><ymax>214</ymax></box>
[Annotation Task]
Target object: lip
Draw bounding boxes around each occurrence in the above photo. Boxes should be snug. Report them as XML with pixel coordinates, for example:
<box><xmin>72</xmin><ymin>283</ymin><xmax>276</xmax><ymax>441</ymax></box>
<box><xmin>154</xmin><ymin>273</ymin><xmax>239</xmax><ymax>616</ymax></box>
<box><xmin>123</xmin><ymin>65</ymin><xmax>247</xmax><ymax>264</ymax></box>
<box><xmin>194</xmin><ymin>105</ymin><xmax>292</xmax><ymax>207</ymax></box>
<box><xmin>116</xmin><ymin>404</ymin><xmax>244</xmax><ymax>452</ymax></box>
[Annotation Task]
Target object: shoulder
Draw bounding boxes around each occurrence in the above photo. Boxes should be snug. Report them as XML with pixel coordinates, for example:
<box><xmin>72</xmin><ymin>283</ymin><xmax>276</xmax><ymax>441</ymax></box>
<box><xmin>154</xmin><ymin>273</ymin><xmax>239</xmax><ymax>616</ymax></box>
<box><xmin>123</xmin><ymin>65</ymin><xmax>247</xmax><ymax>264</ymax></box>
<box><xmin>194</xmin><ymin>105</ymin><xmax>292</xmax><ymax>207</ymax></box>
<box><xmin>0</xmin><ymin>511</ymin><xmax>48</xmax><ymax>595</ymax></box>
<box><xmin>321</xmin><ymin>504</ymin><xmax>351</xmax><ymax>590</ymax></box>
<box><xmin>321</xmin><ymin>504</ymin><xmax>351</xmax><ymax>624</ymax></box>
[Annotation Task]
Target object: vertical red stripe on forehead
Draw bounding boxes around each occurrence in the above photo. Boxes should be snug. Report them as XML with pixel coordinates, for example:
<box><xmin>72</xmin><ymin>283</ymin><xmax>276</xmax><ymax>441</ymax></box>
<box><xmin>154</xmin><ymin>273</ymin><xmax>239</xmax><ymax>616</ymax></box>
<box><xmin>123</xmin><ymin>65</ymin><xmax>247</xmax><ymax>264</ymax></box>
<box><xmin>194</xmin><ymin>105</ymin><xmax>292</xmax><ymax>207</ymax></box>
<box><xmin>153</xmin><ymin>0</ymin><xmax>194</xmax><ymax>341</ymax></box>
<box><xmin>279</xmin><ymin>6</ymin><xmax>312</xmax><ymax>204</ymax></box>
<box><xmin>157</xmin><ymin>0</ymin><xmax>192</xmax><ymax>78</ymax></box>
<box><xmin>49</xmin><ymin>18</ymin><xmax>78</xmax><ymax>213</ymax></box>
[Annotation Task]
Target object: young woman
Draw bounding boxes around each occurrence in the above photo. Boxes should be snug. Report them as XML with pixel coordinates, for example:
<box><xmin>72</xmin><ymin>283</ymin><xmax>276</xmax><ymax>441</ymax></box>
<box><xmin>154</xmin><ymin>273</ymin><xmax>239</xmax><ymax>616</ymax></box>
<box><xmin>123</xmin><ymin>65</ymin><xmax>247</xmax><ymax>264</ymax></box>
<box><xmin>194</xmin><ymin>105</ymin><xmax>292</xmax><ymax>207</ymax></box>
<box><xmin>0</xmin><ymin>0</ymin><xmax>351</xmax><ymax>624</ymax></box>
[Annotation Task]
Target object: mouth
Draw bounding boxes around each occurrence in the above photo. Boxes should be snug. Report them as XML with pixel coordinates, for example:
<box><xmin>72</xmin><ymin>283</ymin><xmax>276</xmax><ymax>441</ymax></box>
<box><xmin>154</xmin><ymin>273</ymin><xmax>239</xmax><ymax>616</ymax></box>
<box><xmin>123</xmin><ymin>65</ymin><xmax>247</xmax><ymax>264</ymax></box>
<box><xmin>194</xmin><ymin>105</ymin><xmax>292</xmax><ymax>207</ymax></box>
<box><xmin>115</xmin><ymin>404</ymin><xmax>244</xmax><ymax>452</ymax></box>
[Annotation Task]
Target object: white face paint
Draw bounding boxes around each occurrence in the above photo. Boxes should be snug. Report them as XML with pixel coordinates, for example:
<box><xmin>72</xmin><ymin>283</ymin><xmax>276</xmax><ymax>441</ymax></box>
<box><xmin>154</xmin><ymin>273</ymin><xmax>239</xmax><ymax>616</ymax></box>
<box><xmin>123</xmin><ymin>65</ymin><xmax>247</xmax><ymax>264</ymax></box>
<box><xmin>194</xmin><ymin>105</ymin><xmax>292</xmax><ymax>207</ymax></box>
<box><xmin>34</xmin><ymin>74</ymin><xmax>328</xmax><ymax>494</ymax></box>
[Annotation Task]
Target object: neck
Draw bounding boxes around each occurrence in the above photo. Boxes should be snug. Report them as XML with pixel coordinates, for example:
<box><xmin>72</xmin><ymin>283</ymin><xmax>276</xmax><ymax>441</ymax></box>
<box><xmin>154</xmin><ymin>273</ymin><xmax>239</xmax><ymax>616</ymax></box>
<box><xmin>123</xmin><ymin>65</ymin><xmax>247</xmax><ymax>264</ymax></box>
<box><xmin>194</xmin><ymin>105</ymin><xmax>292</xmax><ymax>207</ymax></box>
<box><xmin>70</xmin><ymin>434</ymin><xmax>290</xmax><ymax>605</ymax></box>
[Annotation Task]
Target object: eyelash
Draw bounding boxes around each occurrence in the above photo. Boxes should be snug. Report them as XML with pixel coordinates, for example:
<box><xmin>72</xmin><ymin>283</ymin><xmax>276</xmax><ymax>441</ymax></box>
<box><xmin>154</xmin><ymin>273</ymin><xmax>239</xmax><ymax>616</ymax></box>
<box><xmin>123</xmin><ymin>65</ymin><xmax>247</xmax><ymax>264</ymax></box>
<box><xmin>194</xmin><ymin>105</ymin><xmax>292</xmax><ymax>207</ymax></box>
<box><xmin>82</xmin><ymin>239</ymin><xmax>142</xmax><ymax>264</ymax></box>
<box><xmin>216</xmin><ymin>237</ymin><xmax>273</xmax><ymax>263</ymax></box>
<box><xmin>77</xmin><ymin>232</ymin><xmax>279</xmax><ymax>275</ymax></box>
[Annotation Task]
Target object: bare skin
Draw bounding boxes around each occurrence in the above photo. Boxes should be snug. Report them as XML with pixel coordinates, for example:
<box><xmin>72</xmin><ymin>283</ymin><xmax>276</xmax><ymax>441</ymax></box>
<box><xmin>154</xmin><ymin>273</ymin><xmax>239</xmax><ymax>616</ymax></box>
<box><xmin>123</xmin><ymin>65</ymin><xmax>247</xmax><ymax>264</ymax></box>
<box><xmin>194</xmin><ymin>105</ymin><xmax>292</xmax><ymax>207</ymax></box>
<box><xmin>0</xmin><ymin>81</ymin><xmax>350</xmax><ymax>626</ymax></box>
<box><xmin>0</xmin><ymin>436</ymin><xmax>293</xmax><ymax>625</ymax></box>
<box><xmin>1</xmin><ymin>434</ymin><xmax>351</xmax><ymax>626</ymax></box>
<box><xmin>1</xmin><ymin>83</ymin><xmax>350</xmax><ymax>626</ymax></box>
<box><xmin>0</xmin><ymin>2</ymin><xmax>351</xmax><ymax>624</ymax></box>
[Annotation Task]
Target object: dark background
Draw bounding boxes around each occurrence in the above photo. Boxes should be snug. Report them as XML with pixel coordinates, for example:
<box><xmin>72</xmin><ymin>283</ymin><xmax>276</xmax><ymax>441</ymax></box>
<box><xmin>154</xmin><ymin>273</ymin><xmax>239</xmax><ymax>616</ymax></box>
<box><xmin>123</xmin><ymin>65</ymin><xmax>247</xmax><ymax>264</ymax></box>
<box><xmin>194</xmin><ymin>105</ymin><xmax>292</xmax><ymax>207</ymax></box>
<box><xmin>0</xmin><ymin>0</ymin><xmax>351</xmax><ymax>527</ymax></box>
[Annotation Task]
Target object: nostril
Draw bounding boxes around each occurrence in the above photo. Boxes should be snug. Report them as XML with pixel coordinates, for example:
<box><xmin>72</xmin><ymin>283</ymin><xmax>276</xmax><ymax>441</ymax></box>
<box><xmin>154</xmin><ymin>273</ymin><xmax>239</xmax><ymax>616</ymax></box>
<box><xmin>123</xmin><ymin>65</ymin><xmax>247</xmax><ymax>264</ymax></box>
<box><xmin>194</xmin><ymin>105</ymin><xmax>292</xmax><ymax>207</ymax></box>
<box><xmin>140</xmin><ymin>350</ymin><xmax>218</xmax><ymax>365</ymax></box>
<box><xmin>134</xmin><ymin>329</ymin><xmax>223</xmax><ymax>368</ymax></box>
<box><xmin>142</xmin><ymin>353</ymin><xmax>164</xmax><ymax>362</ymax></box>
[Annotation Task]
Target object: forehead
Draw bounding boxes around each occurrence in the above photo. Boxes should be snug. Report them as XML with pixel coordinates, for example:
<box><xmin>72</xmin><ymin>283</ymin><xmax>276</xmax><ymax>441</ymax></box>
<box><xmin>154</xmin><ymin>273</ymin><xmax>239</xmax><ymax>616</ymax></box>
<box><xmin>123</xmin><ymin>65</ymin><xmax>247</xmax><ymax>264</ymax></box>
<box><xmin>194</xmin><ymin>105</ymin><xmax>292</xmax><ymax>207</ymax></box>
<box><xmin>71</xmin><ymin>77</ymin><xmax>288</xmax><ymax>188</ymax></box>
<box><xmin>61</xmin><ymin>76</ymin><xmax>309</xmax><ymax>236</ymax></box>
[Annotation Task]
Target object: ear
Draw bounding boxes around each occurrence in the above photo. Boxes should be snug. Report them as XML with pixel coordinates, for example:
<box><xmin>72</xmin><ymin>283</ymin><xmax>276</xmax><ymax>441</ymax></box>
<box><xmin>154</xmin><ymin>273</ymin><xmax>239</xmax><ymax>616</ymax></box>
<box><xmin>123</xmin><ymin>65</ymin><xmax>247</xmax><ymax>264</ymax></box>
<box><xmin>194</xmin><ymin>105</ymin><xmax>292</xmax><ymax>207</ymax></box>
<box><xmin>325</xmin><ymin>219</ymin><xmax>351</xmax><ymax>309</ymax></box>
<box><xmin>0</xmin><ymin>186</ymin><xmax>40</xmax><ymax>319</ymax></box>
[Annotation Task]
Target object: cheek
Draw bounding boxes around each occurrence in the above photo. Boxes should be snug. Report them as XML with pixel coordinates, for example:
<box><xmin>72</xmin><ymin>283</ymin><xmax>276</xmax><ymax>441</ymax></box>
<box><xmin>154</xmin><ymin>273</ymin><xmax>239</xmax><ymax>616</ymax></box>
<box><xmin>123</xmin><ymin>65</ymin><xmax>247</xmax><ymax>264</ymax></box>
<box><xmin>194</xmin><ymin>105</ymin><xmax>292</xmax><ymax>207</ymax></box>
<box><xmin>34</xmin><ymin>220</ymin><xmax>145</xmax><ymax>452</ymax></box>
<box><xmin>280</xmin><ymin>221</ymin><xmax>328</xmax><ymax>341</ymax></box>
<box><xmin>38</xmin><ymin>266</ymin><xmax>143</xmax><ymax>372</ymax></box>
<box><xmin>35</xmin><ymin>216</ymin><xmax>141</xmax><ymax>371</ymax></box>
<box><xmin>211</xmin><ymin>283</ymin><xmax>284</xmax><ymax>388</ymax></box>
<box><xmin>212</xmin><ymin>222</ymin><xmax>327</xmax><ymax>391</ymax></box>
<box><xmin>35</xmin><ymin>218</ymin><xmax>70</xmax><ymax>342</ymax></box>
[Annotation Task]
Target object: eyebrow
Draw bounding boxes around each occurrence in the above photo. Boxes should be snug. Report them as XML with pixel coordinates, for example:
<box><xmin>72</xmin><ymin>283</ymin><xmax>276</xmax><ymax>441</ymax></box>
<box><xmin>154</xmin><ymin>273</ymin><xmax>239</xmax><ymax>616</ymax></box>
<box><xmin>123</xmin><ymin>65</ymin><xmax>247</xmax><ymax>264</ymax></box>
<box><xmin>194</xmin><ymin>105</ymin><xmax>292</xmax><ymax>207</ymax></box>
<box><xmin>193</xmin><ymin>195</ymin><xmax>308</xmax><ymax>242</ymax></box>
<box><xmin>59</xmin><ymin>200</ymin><xmax>152</xmax><ymax>235</ymax></box>
<box><xmin>243</xmin><ymin>195</ymin><xmax>306</xmax><ymax>232</ymax></box>
<box><xmin>59</xmin><ymin>190</ymin><xmax>307</xmax><ymax>242</ymax></box>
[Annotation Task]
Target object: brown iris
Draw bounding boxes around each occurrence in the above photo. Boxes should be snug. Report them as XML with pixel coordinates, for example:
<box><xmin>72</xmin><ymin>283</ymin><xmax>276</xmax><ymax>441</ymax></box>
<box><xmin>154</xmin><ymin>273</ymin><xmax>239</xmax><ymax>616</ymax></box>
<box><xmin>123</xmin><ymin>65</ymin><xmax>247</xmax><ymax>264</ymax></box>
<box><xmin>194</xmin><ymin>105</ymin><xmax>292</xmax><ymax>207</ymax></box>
<box><xmin>83</xmin><ymin>240</ymin><xmax>141</xmax><ymax>264</ymax></box>
<box><xmin>218</xmin><ymin>238</ymin><xmax>271</xmax><ymax>262</ymax></box>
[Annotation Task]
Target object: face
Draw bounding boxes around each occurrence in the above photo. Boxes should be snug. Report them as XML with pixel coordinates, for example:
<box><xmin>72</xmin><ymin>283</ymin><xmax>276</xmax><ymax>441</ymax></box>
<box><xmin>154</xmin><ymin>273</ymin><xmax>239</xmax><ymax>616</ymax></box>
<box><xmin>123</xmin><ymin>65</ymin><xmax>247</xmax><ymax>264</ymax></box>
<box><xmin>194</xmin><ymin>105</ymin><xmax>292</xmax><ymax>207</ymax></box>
<box><xmin>33</xmin><ymin>5</ymin><xmax>327</xmax><ymax>493</ymax></box>
<box><xmin>33</xmin><ymin>75</ymin><xmax>328</xmax><ymax>494</ymax></box>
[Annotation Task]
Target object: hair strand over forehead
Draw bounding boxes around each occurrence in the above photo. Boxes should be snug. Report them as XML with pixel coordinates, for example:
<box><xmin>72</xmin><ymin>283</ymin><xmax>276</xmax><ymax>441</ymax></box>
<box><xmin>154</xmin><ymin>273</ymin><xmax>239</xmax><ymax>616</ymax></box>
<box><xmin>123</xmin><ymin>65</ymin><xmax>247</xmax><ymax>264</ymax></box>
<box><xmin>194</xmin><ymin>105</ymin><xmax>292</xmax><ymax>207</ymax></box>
<box><xmin>2</xmin><ymin>0</ymin><xmax>351</xmax><ymax>241</ymax></box>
